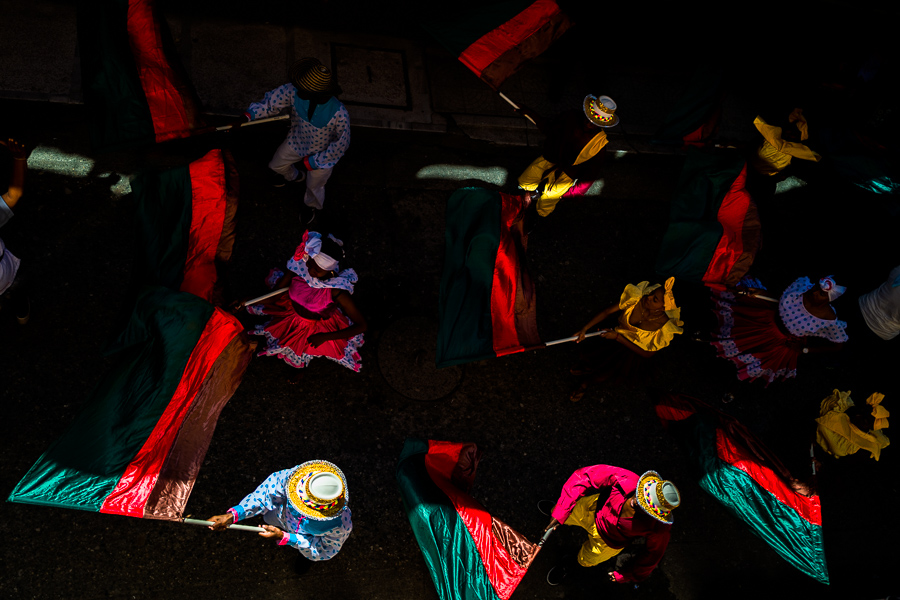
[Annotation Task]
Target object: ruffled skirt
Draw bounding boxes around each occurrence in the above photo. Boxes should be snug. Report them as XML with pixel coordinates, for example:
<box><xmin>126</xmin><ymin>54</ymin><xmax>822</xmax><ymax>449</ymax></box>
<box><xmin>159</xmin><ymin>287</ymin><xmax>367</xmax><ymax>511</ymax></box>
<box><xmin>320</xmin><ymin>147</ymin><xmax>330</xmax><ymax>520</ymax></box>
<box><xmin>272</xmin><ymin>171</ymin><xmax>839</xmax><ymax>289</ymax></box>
<box><xmin>710</xmin><ymin>290</ymin><xmax>803</xmax><ymax>384</ymax></box>
<box><xmin>247</xmin><ymin>292</ymin><xmax>363</xmax><ymax>372</ymax></box>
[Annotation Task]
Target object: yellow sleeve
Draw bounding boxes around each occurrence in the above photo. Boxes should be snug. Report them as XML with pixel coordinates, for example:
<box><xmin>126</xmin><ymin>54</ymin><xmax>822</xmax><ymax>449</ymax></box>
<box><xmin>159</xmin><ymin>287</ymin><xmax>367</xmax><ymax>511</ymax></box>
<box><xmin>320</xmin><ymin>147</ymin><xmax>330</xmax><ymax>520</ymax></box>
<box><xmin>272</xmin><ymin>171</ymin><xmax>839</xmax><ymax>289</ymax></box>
<box><xmin>619</xmin><ymin>282</ymin><xmax>650</xmax><ymax>310</ymax></box>
<box><xmin>754</xmin><ymin>116</ymin><xmax>821</xmax><ymax>162</ymax></box>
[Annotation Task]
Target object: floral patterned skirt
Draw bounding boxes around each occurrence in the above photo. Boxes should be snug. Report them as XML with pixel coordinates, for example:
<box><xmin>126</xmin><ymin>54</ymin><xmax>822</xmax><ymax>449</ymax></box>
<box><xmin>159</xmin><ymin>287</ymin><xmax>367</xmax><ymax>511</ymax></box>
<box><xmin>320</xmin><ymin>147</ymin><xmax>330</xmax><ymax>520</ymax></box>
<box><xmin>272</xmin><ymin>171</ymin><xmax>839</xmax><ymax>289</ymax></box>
<box><xmin>247</xmin><ymin>292</ymin><xmax>363</xmax><ymax>372</ymax></box>
<box><xmin>710</xmin><ymin>290</ymin><xmax>803</xmax><ymax>384</ymax></box>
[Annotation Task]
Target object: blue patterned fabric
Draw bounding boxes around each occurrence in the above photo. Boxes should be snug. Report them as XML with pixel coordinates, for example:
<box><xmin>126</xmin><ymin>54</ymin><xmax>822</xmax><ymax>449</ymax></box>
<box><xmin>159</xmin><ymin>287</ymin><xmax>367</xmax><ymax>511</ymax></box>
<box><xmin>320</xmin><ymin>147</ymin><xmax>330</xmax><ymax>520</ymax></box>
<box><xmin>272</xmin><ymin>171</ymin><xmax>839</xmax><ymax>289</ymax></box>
<box><xmin>230</xmin><ymin>466</ymin><xmax>352</xmax><ymax>560</ymax></box>
<box><xmin>247</xmin><ymin>84</ymin><xmax>351</xmax><ymax>170</ymax></box>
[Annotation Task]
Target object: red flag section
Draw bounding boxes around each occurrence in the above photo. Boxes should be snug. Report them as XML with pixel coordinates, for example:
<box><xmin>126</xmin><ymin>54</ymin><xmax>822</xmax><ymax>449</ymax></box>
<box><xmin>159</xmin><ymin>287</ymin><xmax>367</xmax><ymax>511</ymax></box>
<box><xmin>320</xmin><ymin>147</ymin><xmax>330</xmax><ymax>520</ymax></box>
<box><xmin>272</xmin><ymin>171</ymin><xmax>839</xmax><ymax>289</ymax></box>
<box><xmin>99</xmin><ymin>309</ymin><xmax>245</xmax><ymax>517</ymax></box>
<box><xmin>715</xmin><ymin>431</ymin><xmax>822</xmax><ymax>526</ymax></box>
<box><xmin>424</xmin><ymin>440</ymin><xmax>535</xmax><ymax>600</ymax></box>
<box><xmin>702</xmin><ymin>164</ymin><xmax>760</xmax><ymax>286</ymax></box>
<box><xmin>491</xmin><ymin>193</ymin><xmax>538</xmax><ymax>357</ymax></box>
<box><xmin>459</xmin><ymin>0</ymin><xmax>572</xmax><ymax>90</ymax></box>
<box><xmin>127</xmin><ymin>0</ymin><xmax>200</xmax><ymax>143</ymax></box>
<box><xmin>181</xmin><ymin>150</ymin><xmax>228</xmax><ymax>301</ymax></box>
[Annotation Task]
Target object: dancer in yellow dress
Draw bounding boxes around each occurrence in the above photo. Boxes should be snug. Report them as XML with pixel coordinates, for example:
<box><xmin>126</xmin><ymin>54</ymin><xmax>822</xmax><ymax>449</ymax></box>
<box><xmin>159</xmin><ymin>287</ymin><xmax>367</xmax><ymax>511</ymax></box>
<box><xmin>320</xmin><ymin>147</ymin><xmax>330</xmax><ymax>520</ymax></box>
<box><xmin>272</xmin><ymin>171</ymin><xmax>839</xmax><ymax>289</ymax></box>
<box><xmin>570</xmin><ymin>277</ymin><xmax>683</xmax><ymax>401</ymax></box>
<box><xmin>517</xmin><ymin>94</ymin><xmax>618</xmax><ymax>218</ymax></box>
<box><xmin>815</xmin><ymin>389</ymin><xmax>889</xmax><ymax>460</ymax></box>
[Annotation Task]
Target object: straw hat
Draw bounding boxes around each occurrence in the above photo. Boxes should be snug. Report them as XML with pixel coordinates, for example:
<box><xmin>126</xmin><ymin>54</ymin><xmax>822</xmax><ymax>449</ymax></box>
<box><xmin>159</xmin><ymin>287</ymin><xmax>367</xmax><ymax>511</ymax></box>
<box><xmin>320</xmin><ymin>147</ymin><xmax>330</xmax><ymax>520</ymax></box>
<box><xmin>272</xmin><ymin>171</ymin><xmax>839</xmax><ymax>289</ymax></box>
<box><xmin>635</xmin><ymin>470</ymin><xmax>680</xmax><ymax>524</ymax></box>
<box><xmin>583</xmin><ymin>94</ymin><xmax>619</xmax><ymax>128</ymax></box>
<box><xmin>287</xmin><ymin>460</ymin><xmax>348</xmax><ymax>520</ymax></box>
<box><xmin>290</xmin><ymin>58</ymin><xmax>339</xmax><ymax>96</ymax></box>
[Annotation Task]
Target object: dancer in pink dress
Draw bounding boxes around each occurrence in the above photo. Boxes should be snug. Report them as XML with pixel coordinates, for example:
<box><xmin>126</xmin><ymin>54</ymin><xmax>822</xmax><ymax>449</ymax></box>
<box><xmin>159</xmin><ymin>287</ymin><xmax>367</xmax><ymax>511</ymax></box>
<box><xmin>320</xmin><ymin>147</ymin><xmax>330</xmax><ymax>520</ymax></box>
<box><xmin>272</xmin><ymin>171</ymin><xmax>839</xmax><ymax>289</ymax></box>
<box><xmin>243</xmin><ymin>231</ymin><xmax>366</xmax><ymax>376</ymax></box>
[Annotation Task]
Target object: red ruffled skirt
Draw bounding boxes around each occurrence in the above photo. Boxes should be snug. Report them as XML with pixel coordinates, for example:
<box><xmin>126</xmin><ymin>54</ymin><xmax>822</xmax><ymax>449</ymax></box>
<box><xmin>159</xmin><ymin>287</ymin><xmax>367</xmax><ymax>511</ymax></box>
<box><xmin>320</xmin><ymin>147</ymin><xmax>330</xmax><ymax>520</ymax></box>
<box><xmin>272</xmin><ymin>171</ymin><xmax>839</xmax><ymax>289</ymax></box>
<box><xmin>710</xmin><ymin>290</ymin><xmax>804</xmax><ymax>384</ymax></box>
<box><xmin>247</xmin><ymin>293</ymin><xmax>363</xmax><ymax>371</ymax></box>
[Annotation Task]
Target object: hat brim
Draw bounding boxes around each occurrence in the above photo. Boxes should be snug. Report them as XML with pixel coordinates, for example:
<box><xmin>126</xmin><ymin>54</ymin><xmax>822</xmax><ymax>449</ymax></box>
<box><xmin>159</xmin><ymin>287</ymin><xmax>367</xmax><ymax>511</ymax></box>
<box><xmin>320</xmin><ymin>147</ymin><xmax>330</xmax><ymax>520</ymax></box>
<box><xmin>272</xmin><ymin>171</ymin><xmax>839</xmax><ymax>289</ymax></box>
<box><xmin>583</xmin><ymin>95</ymin><xmax>619</xmax><ymax>128</ymax></box>
<box><xmin>288</xmin><ymin>460</ymin><xmax>348</xmax><ymax>520</ymax></box>
<box><xmin>289</xmin><ymin>59</ymin><xmax>340</xmax><ymax>97</ymax></box>
<box><xmin>636</xmin><ymin>470</ymin><xmax>673</xmax><ymax>524</ymax></box>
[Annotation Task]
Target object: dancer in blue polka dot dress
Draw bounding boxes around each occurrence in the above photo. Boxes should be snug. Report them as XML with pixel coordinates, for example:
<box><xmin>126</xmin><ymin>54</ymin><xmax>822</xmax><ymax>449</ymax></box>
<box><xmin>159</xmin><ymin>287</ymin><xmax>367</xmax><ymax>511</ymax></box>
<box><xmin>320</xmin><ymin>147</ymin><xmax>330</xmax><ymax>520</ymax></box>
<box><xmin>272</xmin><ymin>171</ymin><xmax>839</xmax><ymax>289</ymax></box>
<box><xmin>243</xmin><ymin>58</ymin><xmax>350</xmax><ymax>222</ymax></box>
<box><xmin>207</xmin><ymin>461</ymin><xmax>352</xmax><ymax>561</ymax></box>
<box><xmin>710</xmin><ymin>275</ymin><xmax>849</xmax><ymax>384</ymax></box>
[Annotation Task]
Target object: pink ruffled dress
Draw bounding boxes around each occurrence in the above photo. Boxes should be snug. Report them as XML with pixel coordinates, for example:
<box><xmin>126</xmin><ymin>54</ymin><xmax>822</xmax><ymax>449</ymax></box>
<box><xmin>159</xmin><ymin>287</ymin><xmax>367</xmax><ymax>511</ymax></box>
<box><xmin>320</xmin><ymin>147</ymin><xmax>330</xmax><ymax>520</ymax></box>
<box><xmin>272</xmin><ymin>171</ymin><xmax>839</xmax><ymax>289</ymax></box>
<box><xmin>247</xmin><ymin>272</ymin><xmax>364</xmax><ymax>371</ymax></box>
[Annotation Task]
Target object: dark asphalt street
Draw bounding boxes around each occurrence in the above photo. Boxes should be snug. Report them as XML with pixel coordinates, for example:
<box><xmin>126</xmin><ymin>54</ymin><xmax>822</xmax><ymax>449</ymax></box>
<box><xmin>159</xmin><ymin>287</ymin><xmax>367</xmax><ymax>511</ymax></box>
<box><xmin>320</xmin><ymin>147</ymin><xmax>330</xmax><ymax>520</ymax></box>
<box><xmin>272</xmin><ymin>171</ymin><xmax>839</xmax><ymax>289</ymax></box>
<box><xmin>1</xmin><ymin>92</ymin><xmax>897</xmax><ymax>600</ymax></box>
<box><xmin>0</xmin><ymin>2</ymin><xmax>900</xmax><ymax>600</ymax></box>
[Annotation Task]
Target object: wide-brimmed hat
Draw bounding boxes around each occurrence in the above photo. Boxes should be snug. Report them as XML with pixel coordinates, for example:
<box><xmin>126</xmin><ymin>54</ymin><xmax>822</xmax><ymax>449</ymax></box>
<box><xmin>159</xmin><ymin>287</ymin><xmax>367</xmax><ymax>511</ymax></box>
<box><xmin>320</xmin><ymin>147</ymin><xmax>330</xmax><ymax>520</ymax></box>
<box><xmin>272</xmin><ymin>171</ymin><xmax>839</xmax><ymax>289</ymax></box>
<box><xmin>583</xmin><ymin>94</ymin><xmax>619</xmax><ymax>128</ymax></box>
<box><xmin>636</xmin><ymin>470</ymin><xmax>680</xmax><ymax>524</ymax></box>
<box><xmin>290</xmin><ymin>58</ymin><xmax>339</xmax><ymax>96</ymax></box>
<box><xmin>287</xmin><ymin>460</ymin><xmax>349</xmax><ymax>520</ymax></box>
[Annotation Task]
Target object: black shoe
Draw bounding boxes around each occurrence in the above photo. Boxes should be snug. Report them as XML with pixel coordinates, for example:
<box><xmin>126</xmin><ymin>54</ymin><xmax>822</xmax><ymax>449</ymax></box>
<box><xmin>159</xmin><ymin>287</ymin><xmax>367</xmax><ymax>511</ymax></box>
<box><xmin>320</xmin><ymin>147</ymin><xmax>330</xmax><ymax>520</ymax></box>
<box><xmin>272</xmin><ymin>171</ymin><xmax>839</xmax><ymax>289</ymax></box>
<box><xmin>303</xmin><ymin>207</ymin><xmax>318</xmax><ymax>225</ymax></box>
<box><xmin>271</xmin><ymin>171</ymin><xmax>305</xmax><ymax>188</ymax></box>
<box><xmin>537</xmin><ymin>500</ymin><xmax>555</xmax><ymax>517</ymax></box>
<box><xmin>546</xmin><ymin>564</ymin><xmax>569</xmax><ymax>586</ymax></box>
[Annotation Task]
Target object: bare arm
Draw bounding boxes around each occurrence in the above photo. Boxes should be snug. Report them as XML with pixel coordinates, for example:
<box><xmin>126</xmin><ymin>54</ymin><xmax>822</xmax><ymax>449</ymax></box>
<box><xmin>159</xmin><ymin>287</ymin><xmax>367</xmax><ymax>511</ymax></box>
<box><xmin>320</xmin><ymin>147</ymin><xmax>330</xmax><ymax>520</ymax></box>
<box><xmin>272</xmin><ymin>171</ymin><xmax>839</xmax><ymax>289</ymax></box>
<box><xmin>576</xmin><ymin>304</ymin><xmax>620</xmax><ymax>342</ymax></box>
<box><xmin>307</xmin><ymin>290</ymin><xmax>367</xmax><ymax>347</ymax></box>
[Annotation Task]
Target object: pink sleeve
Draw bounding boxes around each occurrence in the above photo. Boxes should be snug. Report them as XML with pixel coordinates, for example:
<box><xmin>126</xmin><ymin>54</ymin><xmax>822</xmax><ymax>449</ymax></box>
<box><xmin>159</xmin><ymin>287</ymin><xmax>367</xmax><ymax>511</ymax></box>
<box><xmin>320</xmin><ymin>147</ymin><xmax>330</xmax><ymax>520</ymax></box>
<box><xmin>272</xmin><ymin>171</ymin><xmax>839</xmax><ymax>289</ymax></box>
<box><xmin>551</xmin><ymin>465</ymin><xmax>630</xmax><ymax>523</ymax></box>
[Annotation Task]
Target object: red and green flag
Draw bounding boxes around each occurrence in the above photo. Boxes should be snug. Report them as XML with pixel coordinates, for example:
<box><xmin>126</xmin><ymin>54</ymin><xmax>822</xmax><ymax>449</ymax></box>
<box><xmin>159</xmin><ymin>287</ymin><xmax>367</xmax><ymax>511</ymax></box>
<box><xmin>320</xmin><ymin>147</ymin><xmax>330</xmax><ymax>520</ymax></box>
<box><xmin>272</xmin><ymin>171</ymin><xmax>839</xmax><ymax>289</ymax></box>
<box><xmin>655</xmin><ymin>393</ymin><xmax>829</xmax><ymax>585</ymax></box>
<box><xmin>7</xmin><ymin>148</ymin><xmax>248</xmax><ymax>520</ymax></box>
<box><xmin>437</xmin><ymin>188</ymin><xmax>540</xmax><ymax>368</ymax></box>
<box><xmin>655</xmin><ymin>149</ymin><xmax>761</xmax><ymax>287</ymax></box>
<box><xmin>133</xmin><ymin>148</ymin><xmax>238</xmax><ymax>304</ymax></box>
<box><xmin>78</xmin><ymin>0</ymin><xmax>205</xmax><ymax>151</ymax></box>
<box><xmin>7</xmin><ymin>286</ymin><xmax>252</xmax><ymax>520</ymax></box>
<box><xmin>422</xmin><ymin>0</ymin><xmax>572</xmax><ymax>90</ymax></box>
<box><xmin>396</xmin><ymin>438</ymin><xmax>540</xmax><ymax>600</ymax></box>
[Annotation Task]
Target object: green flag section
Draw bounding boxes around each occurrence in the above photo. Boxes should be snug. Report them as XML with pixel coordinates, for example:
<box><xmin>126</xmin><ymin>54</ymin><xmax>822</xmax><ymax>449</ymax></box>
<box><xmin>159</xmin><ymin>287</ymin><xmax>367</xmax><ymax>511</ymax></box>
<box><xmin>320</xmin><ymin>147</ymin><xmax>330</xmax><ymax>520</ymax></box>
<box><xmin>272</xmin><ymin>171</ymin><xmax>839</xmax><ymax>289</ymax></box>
<box><xmin>8</xmin><ymin>286</ymin><xmax>252</xmax><ymax>520</ymax></box>
<box><xmin>655</xmin><ymin>394</ymin><xmax>829</xmax><ymax>585</ymax></box>
<box><xmin>437</xmin><ymin>188</ymin><xmax>540</xmax><ymax>368</ymax></box>
<box><xmin>830</xmin><ymin>154</ymin><xmax>900</xmax><ymax>195</ymax></box>
<box><xmin>655</xmin><ymin>149</ymin><xmax>760</xmax><ymax>287</ymax></box>
<box><xmin>397</xmin><ymin>439</ymin><xmax>540</xmax><ymax>600</ymax></box>
<box><xmin>133</xmin><ymin>148</ymin><xmax>239</xmax><ymax>304</ymax></box>
<box><xmin>422</xmin><ymin>0</ymin><xmax>572</xmax><ymax>90</ymax></box>
<box><xmin>78</xmin><ymin>0</ymin><xmax>205</xmax><ymax>151</ymax></box>
<box><xmin>651</xmin><ymin>63</ymin><xmax>725</xmax><ymax>148</ymax></box>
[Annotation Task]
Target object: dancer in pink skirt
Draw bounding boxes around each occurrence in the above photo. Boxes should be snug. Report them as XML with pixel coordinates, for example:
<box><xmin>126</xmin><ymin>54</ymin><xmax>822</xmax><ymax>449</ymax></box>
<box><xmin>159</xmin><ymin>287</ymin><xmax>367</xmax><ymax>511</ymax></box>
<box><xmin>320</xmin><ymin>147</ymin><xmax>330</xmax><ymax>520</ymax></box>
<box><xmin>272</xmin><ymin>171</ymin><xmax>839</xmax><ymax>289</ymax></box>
<box><xmin>242</xmin><ymin>230</ymin><xmax>366</xmax><ymax>376</ymax></box>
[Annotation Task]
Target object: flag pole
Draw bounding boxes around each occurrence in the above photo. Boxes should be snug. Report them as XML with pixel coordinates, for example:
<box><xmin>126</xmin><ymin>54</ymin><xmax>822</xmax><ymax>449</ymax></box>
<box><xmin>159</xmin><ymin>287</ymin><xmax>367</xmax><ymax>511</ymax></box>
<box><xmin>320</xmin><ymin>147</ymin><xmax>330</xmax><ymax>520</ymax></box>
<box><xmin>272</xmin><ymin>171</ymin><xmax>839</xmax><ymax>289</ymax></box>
<box><xmin>737</xmin><ymin>291</ymin><xmax>779</xmax><ymax>303</ymax></box>
<box><xmin>538</xmin><ymin>523</ymin><xmax>558</xmax><ymax>547</ymax></box>
<box><xmin>810</xmin><ymin>443</ymin><xmax>817</xmax><ymax>476</ymax></box>
<box><xmin>498</xmin><ymin>92</ymin><xmax>537</xmax><ymax>125</ymax></box>
<box><xmin>543</xmin><ymin>330</ymin><xmax>607</xmax><ymax>347</ymax></box>
<box><xmin>241</xmin><ymin>287</ymin><xmax>289</xmax><ymax>307</ymax></box>
<box><xmin>215</xmin><ymin>114</ymin><xmax>290</xmax><ymax>132</ymax></box>
<box><xmin>183</xmin><ymin>518</ymin><xmax>266</xmax><ymax>532</ymax></box>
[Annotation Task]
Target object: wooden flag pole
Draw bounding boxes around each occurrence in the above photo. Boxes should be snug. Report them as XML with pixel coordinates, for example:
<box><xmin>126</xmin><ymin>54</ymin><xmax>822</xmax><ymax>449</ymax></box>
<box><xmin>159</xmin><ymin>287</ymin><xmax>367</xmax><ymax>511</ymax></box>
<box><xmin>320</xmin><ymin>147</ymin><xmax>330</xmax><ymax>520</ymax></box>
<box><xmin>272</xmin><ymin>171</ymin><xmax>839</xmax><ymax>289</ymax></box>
<box><xmin>498</xmin><ymin>92</ymin><xmax>537</xmax><ymax>125</ymax></box>
<box><xmin>215</xmin><ymin>114</ymin><xmax>290</xmax><ymax>132</ymax></box>
<box><xmin>183</xmin><ymin>518</ymin><xmax>266</xmax><ymax>532</ymax></box>
<box><xmin>241</xmin><ymin>287</ymin><xmax>289</xmax><ymax>307</ymax></box>
<box><xmin>543</xmin><ymin>330</ymin><xmax>607</xmax><ymax>347</ymax></box>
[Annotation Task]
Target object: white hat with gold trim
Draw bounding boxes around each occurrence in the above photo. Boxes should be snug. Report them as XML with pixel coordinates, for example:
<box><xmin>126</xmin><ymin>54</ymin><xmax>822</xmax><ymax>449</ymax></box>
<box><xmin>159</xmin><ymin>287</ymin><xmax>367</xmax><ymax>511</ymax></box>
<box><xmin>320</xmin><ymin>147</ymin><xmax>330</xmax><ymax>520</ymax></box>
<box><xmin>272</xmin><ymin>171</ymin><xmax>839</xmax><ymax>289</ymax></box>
<box><xmin>583</xmin><ymin>94</ymin><xmax>619</xmax><ymax>128</ymax></box>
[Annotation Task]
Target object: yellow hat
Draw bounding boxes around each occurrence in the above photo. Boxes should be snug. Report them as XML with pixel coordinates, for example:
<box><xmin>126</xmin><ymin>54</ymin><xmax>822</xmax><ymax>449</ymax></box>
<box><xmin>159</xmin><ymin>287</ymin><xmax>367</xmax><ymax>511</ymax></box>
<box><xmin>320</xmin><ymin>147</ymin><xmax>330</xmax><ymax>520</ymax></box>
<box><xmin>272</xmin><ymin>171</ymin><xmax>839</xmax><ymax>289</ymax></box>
<box><xmin>287</xmin><ymin>460</ymin><xmax>348</xmax><ymax>521</ymax></box>
<box><xmin>636</xmin><ymin>470</ymin><xmax>680</xmax><ymax>524</ymax></box>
